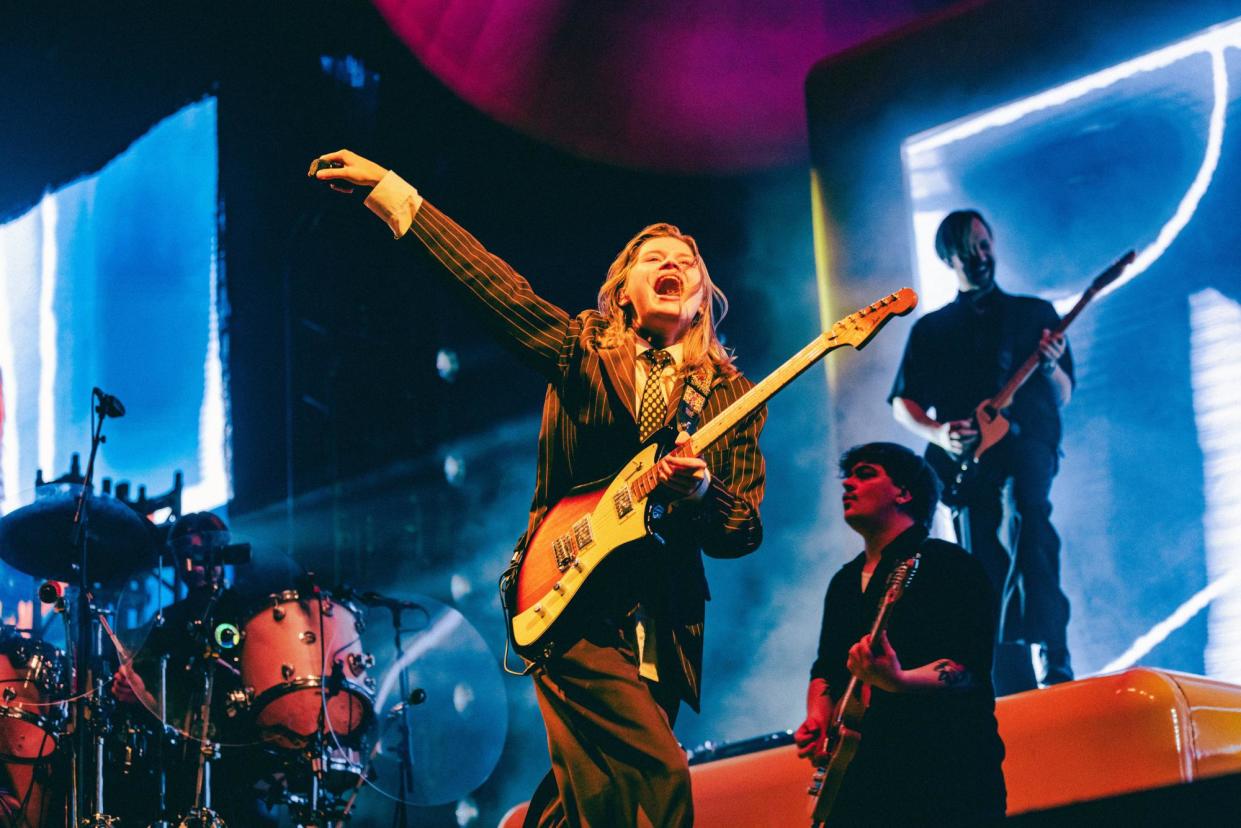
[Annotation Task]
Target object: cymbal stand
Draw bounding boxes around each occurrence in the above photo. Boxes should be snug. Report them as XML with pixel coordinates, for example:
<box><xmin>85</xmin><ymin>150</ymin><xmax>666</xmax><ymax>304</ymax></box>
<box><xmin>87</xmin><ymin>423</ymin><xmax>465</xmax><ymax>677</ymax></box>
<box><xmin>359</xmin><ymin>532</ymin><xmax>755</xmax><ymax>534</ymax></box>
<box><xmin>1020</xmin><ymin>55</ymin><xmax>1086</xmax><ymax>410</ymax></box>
<box><xmin>338</xmin><ymin>596</ymin><xmax>426</xmax><ymax>827</ymax></box>
<box><xmin>176</xmin><ymin>555</ymin><xmax>227</xmax><ymax>828</ymax></box>
<box><xmin>69</xmin><ymin>392</ymin><xmax>121</xmax><ymax>827</ymax></box>
<box><xmin>388</xmin><ymin>603</ymin><xmax>422</xmax><ymax>828</ymax></box>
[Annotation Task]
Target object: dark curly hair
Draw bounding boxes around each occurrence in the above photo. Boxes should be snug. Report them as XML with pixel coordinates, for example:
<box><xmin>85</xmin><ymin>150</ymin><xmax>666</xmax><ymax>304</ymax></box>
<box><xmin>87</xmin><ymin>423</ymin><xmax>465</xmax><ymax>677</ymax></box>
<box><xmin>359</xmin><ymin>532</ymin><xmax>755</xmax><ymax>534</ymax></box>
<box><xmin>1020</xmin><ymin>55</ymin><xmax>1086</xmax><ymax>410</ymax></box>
<box><xmin>839</xmin><ymin>442</ymin><xmax>942</xmax><ymax>528</ymax></box>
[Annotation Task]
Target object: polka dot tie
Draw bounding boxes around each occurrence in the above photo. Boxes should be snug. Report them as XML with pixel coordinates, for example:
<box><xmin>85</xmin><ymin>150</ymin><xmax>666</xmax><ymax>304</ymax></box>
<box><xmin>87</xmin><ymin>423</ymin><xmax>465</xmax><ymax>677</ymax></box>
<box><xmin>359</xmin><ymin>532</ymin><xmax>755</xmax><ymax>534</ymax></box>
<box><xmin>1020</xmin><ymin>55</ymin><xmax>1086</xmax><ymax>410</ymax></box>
<box><xmin>638</xmin><ymin>349</ymin><xmax>673</xmax><ymax>442</ymax></box>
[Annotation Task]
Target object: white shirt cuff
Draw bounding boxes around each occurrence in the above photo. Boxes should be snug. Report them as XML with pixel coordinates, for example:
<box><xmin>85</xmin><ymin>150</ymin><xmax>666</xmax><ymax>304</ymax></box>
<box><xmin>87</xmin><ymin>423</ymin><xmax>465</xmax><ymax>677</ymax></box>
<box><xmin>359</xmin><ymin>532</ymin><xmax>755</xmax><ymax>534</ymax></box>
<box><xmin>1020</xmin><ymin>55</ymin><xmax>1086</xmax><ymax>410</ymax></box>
<box><xmin>684</xmin><ymin>468</ymin><xmax>712</xmax><ymax>502</ymax></box>
<box><xmin>364</xmin><ymin>170</ymin><xmax>423</xmax><ymax>239</ymax></box>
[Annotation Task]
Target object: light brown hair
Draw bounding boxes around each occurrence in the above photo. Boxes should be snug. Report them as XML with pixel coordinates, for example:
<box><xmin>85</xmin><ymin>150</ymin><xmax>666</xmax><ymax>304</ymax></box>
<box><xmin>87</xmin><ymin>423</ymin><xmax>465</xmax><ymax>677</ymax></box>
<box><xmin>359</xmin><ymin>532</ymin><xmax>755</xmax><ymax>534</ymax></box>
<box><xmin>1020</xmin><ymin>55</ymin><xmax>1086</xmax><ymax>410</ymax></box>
<box><xmin>596</xmin><ymin>223</ymin><xmax>737</xmax><ymax>377</ymax></box>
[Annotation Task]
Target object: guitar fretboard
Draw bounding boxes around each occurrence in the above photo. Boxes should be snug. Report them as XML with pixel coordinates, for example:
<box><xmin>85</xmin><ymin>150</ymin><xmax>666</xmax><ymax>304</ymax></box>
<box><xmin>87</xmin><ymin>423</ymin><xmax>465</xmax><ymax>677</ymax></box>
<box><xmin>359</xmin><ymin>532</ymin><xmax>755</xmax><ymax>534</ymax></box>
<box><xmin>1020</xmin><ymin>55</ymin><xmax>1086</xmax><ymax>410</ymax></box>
<box><xmin>628</xmin><ymin>289</ymin><xmax>917</xmax><ymax>500</ymax></box>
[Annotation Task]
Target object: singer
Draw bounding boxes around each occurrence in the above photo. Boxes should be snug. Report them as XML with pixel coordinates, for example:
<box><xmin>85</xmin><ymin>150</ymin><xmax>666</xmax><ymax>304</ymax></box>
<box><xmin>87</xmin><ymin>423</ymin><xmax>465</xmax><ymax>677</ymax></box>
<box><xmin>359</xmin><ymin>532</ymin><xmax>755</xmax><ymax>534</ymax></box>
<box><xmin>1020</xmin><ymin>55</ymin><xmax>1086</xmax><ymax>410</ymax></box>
<box><xmin>312</xmin><ymin>149</ymin><xmax>766</xmax><ymax>828</ymax></box>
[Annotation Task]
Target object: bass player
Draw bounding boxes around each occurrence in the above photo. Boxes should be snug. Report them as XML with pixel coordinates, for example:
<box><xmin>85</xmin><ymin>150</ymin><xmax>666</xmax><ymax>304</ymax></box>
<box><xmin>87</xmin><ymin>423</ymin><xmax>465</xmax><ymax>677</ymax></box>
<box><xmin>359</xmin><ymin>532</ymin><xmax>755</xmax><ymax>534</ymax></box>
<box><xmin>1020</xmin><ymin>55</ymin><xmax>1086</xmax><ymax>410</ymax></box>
<box><xmin>889</xmin><ymin>209</ymin><xmax>1073</xmax><ymax>693</ymax></box>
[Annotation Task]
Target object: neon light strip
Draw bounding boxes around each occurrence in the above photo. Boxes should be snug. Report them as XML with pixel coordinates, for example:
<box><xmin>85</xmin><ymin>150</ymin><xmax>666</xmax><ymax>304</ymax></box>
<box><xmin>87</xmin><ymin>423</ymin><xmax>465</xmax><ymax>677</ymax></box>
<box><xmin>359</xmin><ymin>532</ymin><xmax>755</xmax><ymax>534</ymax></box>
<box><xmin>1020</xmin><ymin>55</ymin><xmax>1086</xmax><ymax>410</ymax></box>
<box><xmin>1099</xmin><ymin>289</ymin><xmax>1241</xmax><ymax>676</ymax></box>
<box><xmin>906</xmin><ymin>20</ymin><xmax>1241</xmax><ymax>154</ymax></box>
<box><xmin>909</xmin><ymin>25</ymin><xmax>1235</xmax><ymax>314</ymax></box>
<box><xmin>1100</xmin><ymin>564</ymin><xmax>1241</xmax><ymax>674</ymax></box>
<box><xmin>1057</xmin><ymin>45</ymin><xmax>1229</xmax><ymax>311</ymax></box>
<box><xmin>38</xmin><ymin>195</ymin><xmax>58</xmax><ymax>477</ymax></box>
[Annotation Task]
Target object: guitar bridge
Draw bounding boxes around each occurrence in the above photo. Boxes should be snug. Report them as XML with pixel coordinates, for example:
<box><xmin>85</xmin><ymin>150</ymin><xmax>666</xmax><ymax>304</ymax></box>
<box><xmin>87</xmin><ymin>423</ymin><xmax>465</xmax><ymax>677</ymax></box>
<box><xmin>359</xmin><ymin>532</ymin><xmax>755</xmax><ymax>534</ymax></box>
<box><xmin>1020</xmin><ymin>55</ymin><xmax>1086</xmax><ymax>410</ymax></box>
<box><xmin>552</xmin><ymin>536</ymin><xmax>576</xmax><ymax>572</ymax></box>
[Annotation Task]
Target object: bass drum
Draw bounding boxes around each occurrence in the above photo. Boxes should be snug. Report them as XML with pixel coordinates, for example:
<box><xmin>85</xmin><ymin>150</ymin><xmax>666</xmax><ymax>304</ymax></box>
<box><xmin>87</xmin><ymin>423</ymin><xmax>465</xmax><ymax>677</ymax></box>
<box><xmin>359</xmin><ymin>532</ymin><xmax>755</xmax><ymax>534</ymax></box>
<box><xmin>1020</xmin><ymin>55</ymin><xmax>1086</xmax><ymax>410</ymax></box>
<box><xmin>0</xmin><ymin>627</ymin><xmax>67</xmax><ymax>763</ymax></box>
<box><xmin>238</xmin><ymin>590</ymin><xmax>374</xmax><ymax>749</ymax></box>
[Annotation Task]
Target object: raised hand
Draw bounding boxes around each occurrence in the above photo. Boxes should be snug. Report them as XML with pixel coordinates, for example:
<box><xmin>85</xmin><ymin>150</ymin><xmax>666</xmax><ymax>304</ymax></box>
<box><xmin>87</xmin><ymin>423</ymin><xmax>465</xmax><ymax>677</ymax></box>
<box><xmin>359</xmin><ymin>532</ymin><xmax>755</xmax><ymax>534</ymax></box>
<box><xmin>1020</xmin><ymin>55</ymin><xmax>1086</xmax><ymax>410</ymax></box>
<box><xmin>307</xmin><ymin>149</ymin><xmax>388</xmax><ymax>194</ymax></box>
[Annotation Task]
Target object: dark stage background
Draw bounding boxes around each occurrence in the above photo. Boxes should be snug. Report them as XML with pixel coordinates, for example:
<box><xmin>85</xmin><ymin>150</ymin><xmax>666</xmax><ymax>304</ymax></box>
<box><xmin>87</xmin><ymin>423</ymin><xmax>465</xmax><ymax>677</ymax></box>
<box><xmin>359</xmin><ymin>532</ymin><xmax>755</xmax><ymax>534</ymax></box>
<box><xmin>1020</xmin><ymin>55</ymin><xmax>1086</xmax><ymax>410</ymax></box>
<box><xmin>2</xmin><ymin>1</ymin><xmax>1240</xmax><ymax>825</ymax></box>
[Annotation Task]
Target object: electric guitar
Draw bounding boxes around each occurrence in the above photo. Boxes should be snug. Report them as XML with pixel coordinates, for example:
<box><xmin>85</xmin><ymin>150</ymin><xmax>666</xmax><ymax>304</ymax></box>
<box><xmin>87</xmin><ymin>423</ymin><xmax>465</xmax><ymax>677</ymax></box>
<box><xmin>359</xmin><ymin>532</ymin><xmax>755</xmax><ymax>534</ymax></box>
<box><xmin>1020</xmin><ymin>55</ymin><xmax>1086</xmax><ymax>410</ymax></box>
<box><xmin>806</xmin><ymin>554</ymin><xmax>921</xmax><ymax>827</ymax></box>
<box><xmin>932</xmin><ymin>250</ymin><xmax>1135</xmax><ymax>508</ymax></box>
<box><xmin>507</xmin><ymin>288</ymin><xmax>919</xmax><ymax>658</ymax></box>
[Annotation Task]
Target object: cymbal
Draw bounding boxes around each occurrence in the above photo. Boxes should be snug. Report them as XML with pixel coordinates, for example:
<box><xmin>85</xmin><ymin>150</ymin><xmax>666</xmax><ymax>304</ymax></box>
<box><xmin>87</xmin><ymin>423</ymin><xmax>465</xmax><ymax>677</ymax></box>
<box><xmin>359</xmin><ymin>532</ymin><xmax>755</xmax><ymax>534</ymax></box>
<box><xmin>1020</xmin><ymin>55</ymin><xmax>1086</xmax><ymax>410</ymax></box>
<box><xmin>350</xmin><ymin>593</ymin><xmax>508</xmax><ymax>810</ymax></box>
<box><xmin>0</xmin><ymin>489</ymin><xmax>159</xmax><ymax>584</ymax></box>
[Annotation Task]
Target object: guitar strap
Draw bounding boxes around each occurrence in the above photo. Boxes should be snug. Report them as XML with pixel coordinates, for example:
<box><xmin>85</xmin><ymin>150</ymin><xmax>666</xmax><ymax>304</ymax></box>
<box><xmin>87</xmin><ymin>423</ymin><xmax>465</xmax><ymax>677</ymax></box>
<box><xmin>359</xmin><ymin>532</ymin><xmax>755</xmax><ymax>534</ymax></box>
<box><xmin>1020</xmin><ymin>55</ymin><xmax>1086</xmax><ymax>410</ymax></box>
<box><xmin>499</xmin><ymin>363</ymin><xmax>718</xmax><ymax>676</ymax></box>
<box><xmin>677</xmin><ymin>365</ymin><xmax>714</xmax><ymax>435</ymax></box>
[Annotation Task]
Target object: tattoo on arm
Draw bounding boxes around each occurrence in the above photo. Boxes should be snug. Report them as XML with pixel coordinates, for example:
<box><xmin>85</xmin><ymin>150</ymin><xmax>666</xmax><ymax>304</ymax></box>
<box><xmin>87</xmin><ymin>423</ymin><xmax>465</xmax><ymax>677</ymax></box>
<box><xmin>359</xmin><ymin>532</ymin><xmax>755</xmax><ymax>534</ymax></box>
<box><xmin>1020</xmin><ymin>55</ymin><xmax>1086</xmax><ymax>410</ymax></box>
<box><xmin>933</xmin><ymin>659</ymin><xmax>972</xmax><ymax>688</ymax></box>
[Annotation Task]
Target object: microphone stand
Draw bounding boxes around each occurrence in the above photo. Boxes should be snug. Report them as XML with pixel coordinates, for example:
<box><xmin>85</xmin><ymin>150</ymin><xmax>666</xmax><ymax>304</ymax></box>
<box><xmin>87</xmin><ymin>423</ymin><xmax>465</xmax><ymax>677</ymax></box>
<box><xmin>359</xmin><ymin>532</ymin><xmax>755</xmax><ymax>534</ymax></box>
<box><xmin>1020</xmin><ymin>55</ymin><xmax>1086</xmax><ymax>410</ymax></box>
<box><xmin>387</xmin><ymin>602</ymin><xmax>425</xmax><ymax>828</ymax></box>
<box><xmin>69</xmin><ymin>393</ymin><xmax>120</xmax><ymax>827</ymax></box>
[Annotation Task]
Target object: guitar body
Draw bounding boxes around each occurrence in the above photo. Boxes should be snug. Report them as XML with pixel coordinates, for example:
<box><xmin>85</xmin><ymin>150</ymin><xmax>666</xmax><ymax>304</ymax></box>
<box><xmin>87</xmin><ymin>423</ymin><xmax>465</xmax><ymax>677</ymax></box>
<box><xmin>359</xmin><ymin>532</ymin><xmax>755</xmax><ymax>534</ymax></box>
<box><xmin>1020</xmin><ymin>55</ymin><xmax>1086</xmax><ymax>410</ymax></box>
<box><xmin>922</xmin><ymin>250</ymin><xmax>1138</xmax><ymax>512</ymax></box>
<box><xmin>804</xmin><ymin>554</ymin><xmax>921</xmax><ymax>826</ymax></box>
<box><xmin>929</xmin><ymin>399</ymin><xmax>1012</xmax><ymax>509</ymax></box>
<box><xmin>510</xmin><ymin>441</ymin><xmax>665</xmax><ymax>655</ymax></box>
<box><xmin>807</xmin><ymin>694</ymin><xmax>866</xmax><ymax>827</ymax></box>
<box><xmin>506</xmin><ymin>288</ymin><xmax>920</xmax><ymax>660</ymax></box>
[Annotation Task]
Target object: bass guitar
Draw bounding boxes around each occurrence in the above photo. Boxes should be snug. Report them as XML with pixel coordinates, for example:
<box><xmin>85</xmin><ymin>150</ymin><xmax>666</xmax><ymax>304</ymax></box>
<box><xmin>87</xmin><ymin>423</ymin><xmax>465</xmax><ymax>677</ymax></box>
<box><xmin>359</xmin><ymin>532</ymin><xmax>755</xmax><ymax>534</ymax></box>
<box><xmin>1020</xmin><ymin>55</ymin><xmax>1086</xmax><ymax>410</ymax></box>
<box><xmin>508</xmin><ymin>288</ymin><xmax>919</xmax><ymax>658</ymax></box>
<box><xmin>806</xmin><ymin>553</ymin><xmax>921</xmax><ymax>827</ymax></box>
<box><xmin>933</xmin><ymin>250</ymin><xmax>1134</xmax><ymax>508</ymax></box>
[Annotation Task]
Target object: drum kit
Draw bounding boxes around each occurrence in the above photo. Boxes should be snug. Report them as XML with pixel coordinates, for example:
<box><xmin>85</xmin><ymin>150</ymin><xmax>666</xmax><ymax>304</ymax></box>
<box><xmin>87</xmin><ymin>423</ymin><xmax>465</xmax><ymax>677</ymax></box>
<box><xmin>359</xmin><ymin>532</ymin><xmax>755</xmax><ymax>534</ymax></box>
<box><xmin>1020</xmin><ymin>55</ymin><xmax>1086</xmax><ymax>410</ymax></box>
<box><xmin>0</xmin><ymin>395</ymin><xmax>507</xmax><ymax>827</ymax></box>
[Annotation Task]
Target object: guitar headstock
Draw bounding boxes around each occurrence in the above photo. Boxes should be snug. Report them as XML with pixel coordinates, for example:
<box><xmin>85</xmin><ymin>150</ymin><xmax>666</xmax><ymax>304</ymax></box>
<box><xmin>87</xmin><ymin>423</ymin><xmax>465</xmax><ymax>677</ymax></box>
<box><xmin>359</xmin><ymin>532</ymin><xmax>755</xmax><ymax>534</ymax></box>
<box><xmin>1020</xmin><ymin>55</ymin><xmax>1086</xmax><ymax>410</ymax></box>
<box><xmin>1088</xmin><ymin>250</ymin><xmax>1136</xmax><ymax>294</ymax></box>
<box><xmin>828</xmin><ymin>288</ymin><xmax>918</xmax><ymax>351</ymax></box>
<box><xmin>882</xmin><ymin>553</ymin><xmax>921</xmax><ymax>605</ymax></box>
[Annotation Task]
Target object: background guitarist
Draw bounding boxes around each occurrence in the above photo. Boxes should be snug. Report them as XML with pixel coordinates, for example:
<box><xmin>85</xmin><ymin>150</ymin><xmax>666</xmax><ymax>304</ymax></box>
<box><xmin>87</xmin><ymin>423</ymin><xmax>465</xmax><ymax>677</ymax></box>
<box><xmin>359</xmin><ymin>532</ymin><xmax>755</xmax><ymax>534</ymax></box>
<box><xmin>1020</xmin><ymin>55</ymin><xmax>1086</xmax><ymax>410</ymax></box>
<box><xmin>312</xmin><ymin>150</ymin><xmax>766</xmax><ymax>828</ymax></box>
<box><xmin>889</xmin><ymin>209</ymin><xmax>1074</xmax><ymax>694</ymax></box>
<box><xmin>794</xmin><ymin>442</ymin><xmax>1006</xmax><ymax>825</ymax></box>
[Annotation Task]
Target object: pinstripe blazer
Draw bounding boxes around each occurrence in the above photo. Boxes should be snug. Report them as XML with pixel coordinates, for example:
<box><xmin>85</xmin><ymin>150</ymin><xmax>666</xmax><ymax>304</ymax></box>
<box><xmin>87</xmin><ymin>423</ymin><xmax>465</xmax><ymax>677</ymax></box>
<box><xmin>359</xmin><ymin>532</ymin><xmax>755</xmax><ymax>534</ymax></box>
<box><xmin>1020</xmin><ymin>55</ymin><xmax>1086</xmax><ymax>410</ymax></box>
<box><xmin>408</xmin><ymin>201</ymin><xmax>766</xmax><ymax>710</ymax></box>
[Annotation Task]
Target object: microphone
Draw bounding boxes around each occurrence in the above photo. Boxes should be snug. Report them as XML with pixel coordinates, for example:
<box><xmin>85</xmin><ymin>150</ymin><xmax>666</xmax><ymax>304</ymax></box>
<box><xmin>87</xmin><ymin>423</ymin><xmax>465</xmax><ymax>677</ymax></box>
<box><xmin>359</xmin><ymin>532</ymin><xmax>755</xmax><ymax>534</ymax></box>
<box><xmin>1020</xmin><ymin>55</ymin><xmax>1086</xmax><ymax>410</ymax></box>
<box><xmin>92</xmin><ymin>387</ymin><xmax>126</xmax><ymax>418</ymax></box>
<box><xmin>39</xmin><ymin>581</ymin><xmax>66</xmax><ymax>613</ymax></box>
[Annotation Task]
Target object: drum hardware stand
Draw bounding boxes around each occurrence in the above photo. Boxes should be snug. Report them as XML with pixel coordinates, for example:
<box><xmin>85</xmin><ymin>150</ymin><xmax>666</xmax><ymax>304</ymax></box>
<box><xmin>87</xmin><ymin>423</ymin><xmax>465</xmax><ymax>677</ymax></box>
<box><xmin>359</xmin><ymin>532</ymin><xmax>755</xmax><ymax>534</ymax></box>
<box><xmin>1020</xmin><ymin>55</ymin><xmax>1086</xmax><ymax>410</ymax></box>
<box><xmin>69</xmin><ymin>389</ymin><xmax>125</xmax><ymax>827</ymax></box>
<box><xmin>174</xmin><ymin>550</ymin><xmax>228</xmax><ymax>828</ymax></box>
<box><xmin>385</xmin><ymin>599</ymin><xmax>427</xmax><ymax>828</ymax></box>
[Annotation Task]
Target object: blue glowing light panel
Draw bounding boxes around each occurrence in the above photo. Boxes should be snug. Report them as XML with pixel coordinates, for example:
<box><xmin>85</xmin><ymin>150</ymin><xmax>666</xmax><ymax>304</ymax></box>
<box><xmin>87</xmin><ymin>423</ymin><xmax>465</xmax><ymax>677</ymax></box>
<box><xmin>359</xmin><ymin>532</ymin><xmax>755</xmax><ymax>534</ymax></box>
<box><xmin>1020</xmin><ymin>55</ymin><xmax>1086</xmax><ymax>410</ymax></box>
<box><xmin>902</xmin><ymin>20</ymin><xmax>1241</xmax><ymax>682</ymax></box>
<box><xmin>0</xmin><ymin>98</ymin><xmax>227</xmax><ymax>545</ymax></box>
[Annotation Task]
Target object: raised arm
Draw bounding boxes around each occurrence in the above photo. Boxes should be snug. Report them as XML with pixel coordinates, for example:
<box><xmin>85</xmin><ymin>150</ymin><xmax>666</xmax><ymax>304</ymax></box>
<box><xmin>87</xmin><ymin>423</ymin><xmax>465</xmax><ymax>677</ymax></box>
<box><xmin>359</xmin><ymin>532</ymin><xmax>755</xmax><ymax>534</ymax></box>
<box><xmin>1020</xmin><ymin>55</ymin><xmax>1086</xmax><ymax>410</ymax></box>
<box><xmin>311</xmin><ymin>149</ymin><xmax>572</xmax><ymax>382</ymax></box>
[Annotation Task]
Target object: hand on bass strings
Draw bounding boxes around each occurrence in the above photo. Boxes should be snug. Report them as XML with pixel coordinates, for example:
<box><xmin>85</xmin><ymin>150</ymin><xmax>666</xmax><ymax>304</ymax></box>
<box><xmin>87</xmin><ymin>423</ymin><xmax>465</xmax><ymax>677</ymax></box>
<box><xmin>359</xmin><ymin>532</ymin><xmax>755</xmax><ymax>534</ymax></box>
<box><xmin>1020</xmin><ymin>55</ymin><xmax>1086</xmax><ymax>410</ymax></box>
<box><xmin>307</xmin><ymin>149</ymin><xmax>388</xmax><ymax>194</ymax></box>
<box><xmin>935</xmin><ymin>419</ymin><xmax>978</xmax><ymax>455</ymax></box>
<box><xmin>846</xmin><ymin>630</ymin><xmax>906</xmax><ymax>693</ymax></box>
<box><xmin>1037</xmin><ymin>328</ymin><xmax>1066</xmax><ymax>372</ymax></box>
<box><xmin>654</xmin><ymin>431</ymin><xmax>710</xmax><ymax>500</ymax></box>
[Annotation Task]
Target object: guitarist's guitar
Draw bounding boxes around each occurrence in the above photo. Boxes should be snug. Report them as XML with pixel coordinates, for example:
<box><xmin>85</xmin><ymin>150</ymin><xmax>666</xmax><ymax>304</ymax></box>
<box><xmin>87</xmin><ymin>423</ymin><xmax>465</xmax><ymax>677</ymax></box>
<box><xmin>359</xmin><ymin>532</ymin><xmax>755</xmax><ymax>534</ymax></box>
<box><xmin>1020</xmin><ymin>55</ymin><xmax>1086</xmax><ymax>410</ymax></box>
<box><xmin>806</xmin><ymin>554</ymin><xmax>921</xmax><ymax>827</ymax></box>
<box><xmin>931</xmin><ymin>250</ymin><xmax>1135</xmax><ymax>508</ymax></box>
<box><xmin>507</xmin><ymin>288</ymin><xmax>919</xmax><ymax>658</ymax></box>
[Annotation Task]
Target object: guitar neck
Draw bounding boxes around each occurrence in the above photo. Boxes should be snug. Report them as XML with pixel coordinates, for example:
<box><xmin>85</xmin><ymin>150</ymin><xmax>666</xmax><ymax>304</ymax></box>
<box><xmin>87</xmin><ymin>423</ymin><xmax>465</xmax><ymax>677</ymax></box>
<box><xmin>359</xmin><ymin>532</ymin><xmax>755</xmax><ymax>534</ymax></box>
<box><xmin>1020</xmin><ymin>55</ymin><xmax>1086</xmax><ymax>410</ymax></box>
<box><xmin>829</xmin><ymin>591</ymin><xmax>899</xmax><ymax>727</ymax></box>
<box><xmin>989</xmin><ymin>250</ymin><xmax>1133</xmax><ymax>411</ymax></box>
<box><xmin>628</xmin><ymin>288</ymin><xmax>918</xmax><ymax>501</ymax></box>
<box><xmin>989</xmin><ymin>286</ymin><xmax>1095</xmax><ymax>411</ymax></box>
<box><xmin>628</xmin><ymin>334</ymin><xmax>842</xmax><ymax>500</ymax></box>
<box><xmin>691</xmin><ymin>334</ymin><xmax>844</xmax><ymax>454</ymax></box>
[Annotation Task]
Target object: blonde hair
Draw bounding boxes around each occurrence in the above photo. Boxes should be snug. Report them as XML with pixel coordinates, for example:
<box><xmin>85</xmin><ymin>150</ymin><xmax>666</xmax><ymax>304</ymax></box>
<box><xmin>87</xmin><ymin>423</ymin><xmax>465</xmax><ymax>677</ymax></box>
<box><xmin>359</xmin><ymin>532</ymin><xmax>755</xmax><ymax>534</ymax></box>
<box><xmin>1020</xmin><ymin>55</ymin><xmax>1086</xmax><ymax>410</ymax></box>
<box><xmin>596</xmin><ymin>223</ymin><xmax>737</xmax><ymax>377</ymax></box>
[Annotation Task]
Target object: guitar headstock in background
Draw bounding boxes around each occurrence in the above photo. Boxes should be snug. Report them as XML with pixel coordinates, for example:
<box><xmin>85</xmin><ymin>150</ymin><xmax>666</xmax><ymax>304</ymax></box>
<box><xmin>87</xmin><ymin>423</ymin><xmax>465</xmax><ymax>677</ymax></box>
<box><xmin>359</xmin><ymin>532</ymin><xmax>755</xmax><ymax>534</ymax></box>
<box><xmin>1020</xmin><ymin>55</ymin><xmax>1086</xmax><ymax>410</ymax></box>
<box><xmin>829</xmin><ymin>288</ymin><xmax>918</xmax><ymax>351</ymax></box>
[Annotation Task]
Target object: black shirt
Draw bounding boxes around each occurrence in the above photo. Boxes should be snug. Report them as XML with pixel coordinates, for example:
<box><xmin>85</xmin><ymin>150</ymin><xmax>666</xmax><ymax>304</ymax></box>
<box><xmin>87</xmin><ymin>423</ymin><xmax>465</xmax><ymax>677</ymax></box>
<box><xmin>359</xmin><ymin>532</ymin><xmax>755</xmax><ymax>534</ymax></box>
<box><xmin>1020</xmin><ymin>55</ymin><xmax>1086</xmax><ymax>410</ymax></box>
<box><xmin>811</xmin><ymin>526</ymin><xmax>1007</xmax><ymax>823</ymax></box>
<box><xmin>888</xmin><ymin>287</ymin><xmax>1074</xmax><ymax>448</ymax></box>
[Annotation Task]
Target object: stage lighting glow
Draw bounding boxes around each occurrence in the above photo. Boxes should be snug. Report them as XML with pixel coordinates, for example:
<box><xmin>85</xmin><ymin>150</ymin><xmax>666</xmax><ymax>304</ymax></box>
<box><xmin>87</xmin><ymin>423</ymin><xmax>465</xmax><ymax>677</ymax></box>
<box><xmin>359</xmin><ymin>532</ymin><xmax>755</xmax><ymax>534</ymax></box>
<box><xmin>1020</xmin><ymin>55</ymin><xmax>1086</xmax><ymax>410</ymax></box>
<box><xmin>38</xmin><ymin>197</ymin><xmax>58</xmax><ymax>476</ymax></box>
<box><xmin>901</xmin><ymin>16</ymin><xmax>1241</xmax><ymax>680</ymax></box>
<box><xmin>906</xmin><ymin>19</ymin><xmax>1240</xmax><ymax>311</ymax></box>
<box><xmin>0</xmin><ymin>98</ymin><xmax>228</xmax><ymax>516</ymax></box>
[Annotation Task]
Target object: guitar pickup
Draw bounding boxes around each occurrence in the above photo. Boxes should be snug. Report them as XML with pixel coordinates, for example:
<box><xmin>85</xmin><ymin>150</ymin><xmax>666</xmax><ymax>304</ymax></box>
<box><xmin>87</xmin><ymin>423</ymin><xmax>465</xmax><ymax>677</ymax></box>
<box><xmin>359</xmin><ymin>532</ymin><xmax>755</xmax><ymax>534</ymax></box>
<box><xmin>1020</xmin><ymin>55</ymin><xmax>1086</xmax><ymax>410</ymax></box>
<box><xmin>612</xmin><ymin>488</ymin><xmax>634</xmax><ymax>519</ymax></box>
<box><xmin>572</xmin><ymin>516</ymin><xmax>594</xmax><ymax>551</ymax></box>
<box><xmin>552</xmin><ymin>536</ymin><xmax>576</xmax><ymax>572</ymax></box>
